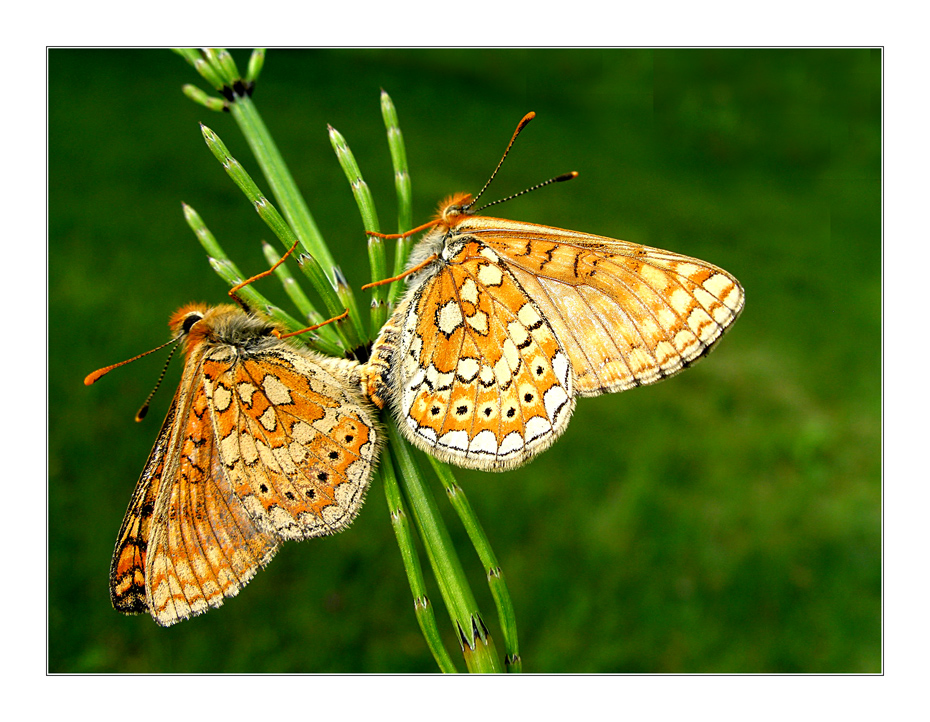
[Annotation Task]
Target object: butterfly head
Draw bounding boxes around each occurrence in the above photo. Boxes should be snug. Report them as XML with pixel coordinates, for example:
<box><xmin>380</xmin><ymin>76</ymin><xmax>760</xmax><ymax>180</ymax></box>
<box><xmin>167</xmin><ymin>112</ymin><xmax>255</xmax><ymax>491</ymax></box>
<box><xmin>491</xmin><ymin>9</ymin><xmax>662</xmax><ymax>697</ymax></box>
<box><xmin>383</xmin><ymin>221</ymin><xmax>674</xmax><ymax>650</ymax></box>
<box><xmin>435</xmin><ymin>192</ymin><xmax>475</xmax><ymax>228</ymax></box>
<box><xmin>169</xmin><ymin>303</ymin><xmax>278</xmax><ymax>356</ymax></box>
<box><xmin>169</xmin><ymin>303</ymin><xmax>212</xmax><ymax>350</ymax></box>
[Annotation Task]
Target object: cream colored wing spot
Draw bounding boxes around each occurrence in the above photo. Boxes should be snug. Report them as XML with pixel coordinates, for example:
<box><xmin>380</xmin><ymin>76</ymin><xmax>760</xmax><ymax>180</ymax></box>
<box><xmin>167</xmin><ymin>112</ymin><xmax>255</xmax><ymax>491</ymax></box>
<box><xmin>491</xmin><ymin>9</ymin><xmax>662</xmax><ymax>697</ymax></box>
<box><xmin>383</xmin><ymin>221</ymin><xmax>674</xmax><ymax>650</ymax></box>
<box><xmin>507</xmin><ymin>320</ymin><xmax>530</xmax><ymax>348</ymax></box>
<box><xmin>459</xmin><ymin>277</ymin><xmax>480</xmax><ymax>304</ymax></box>
<box><xmin>493</xmin><ymin>356</ymin><xmax>513</xmax><ymax>385</ymax></box>
<box><xmin>703</xmin><ymin>272</ymin><xmax>734</xmax><ymax>299</ymax></box>
<box><xmin>479</xmin><ymin>364</ymin><xmax>496</xmax><ymax>387</ymax></box>
<box><xmin>552</xmin><ymin>351</ymin><xmax>570</xmax><ymax>389</ymax></box>
<box><xmin>673</xmin><ymin>328</ymin><xmax>703</xmax><ymax>358</ymax></box>
<box><xmin>334</xmin><ymin>480</ymin><xmax>361</xmax><ymax>509</ymax></box>
<box><xmin>212</xmin><ymin>384</ymin><xmax>232</xmax><ymax>412</ymax></box>
<box><xmin>640</xmin><ymin>263</ymin><xmax>670</xmax><ymax>290</ymax></box>
<box><xmin>524</xmin><ymin>414</ymin><xmax>551</xmax><ymax>440</ymax></box>
<box><xmin>220</xmin><ymin>430</ymin><xmax>239</xmax><ymax>464</ymax></box>
<box><xmin>290</xmin><ymin>420</ymin><xmax>314</xmax><ymax>445</ymax></box>
<box><xmin>402</xmin><ymin>334</ymin><xmax>423</xmax><ymax>378</ymax></box>
<box><xmin>466</xmin><ymin>310</ymin><xmax>489</xmax><ymax>334</ymax></box>
<box><xmin>517</xmin><ymin>302</ymin><xmax>542</xmax><ymax>328</ymax></box>
<box><xmin>626</xmin><ymin>347</ymin><xmax>657</xmax><ymax>379</ymax></box>
<box><xmin>479</xmin><ymin>246</ymin><xmax>501</xmax><ymax>263</ymax></box>
<box><xmin>497</xmin><ymin>431</ymin><xmax>524</xmax><ymax>457</ymax></box>
<box><xmin>438</xmin><ymin>429</ymin><xmax>470</xmax><ymax>452</ymax></box>
<box><xmin>237</xmin><ymin>428</ymin><xmax>259</xmax><ymax>465</ymax></box>
<box><xmin>261</xmin><ymin>374</ymin><xmax>293</xmax><ymax>406</ymax></box>
<box><xmin>477</xmin><ymin>263</ymin><xmax>504</xmax><ymax>287</ymax></box>
<box><xmin>468</xmin><ymin>429</ymin><xmax>499</xmax><ymax>456</ymax></box>
<box><xmin>457</xmin><ymin>357</ymin><xmax>481</xmax><ymax>382</ymax></box>
<box><xmin>287</xmin><ymin>440</ymin><xmax>308</xmax><ymax>464</ymax></box>
<box><xmin>655</xmin><ymin>307</ymin><xmax>678</xmax><ymax>330</ymax></box>
<box><xmin>686</xmin><ymin>307</ymin><xmax>717</xmax><ymax>343</ymax></box>
<box><xmin>543</xmin><ymin>384</ymin><xmax>570</xmax><ymax>423</ymax></box>
<box><xmin>237</xmin><ymin>381</ymin><xmax>258</xmax><ymax>406</ymax></box>
<box><xmin>437</xmin><ymin>300</ymin><xmax>465</xmax><ymax>335</ymax></box>
<box><xmin>672</xmin><ymin>261</ymin><xmax>703</xmax><ymax>278</ymax></box>
<box><xmin>654</xmin><ymin>341</ymin><xmax>681</xmax><ymax>372</ymax></box>
<box><xmin>321</xmin><ymin>505</ymin><xmax>346</xmax><ymax>527</ymax></box>
<box><xmin>257</xmin><ymin>405</ymin><xmax>277</xmax><ymax>432</ymax></box>
<box><xmin>502</xmin><ymin>338</ymin><xmax>521</xmax><ymax>372</ymax></box>
<box><xmin>713</xmin><ymin>305</ymin><xmax>734</xmax><ymax>324</ymax></box>
<box><xmin>721</xmin><ymin>283</ymin><xmax>744</xmax><ymax>311</ymax></box>
<box><xmin>668</xmin><ymin>287</ymin><xmax>693</xmax><ymax>316</ymax></box>
<box><xmin>426</xmin><ymin>365</ymin><xmax>455</xmax><ymax>392</ymax></box>
<box><xmin>691</xmin><ymin>286</ymin><xmax>719</xmax><ymax>312</ymax></box>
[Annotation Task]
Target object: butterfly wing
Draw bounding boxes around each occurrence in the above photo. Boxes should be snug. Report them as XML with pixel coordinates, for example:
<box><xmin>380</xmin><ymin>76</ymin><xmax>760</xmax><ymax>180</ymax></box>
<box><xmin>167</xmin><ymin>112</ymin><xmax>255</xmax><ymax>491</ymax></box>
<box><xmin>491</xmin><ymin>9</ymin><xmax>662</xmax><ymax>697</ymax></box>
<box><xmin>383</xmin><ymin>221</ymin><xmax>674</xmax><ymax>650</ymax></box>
<box><xmin>457</xmin><ymin>216</ymin><xmax>745</xmax><ymax>395</ymax></box>
<box><xmin>387</xmin><ymin>239</ymin><xmax>574</xmax><ymax>470</ymax></box>
<box><xmin>109</xmin><ymin>394</ymin><xmax>179</xmax><ymax>615</ymax></box>
<box><xmin>203</xmin><ymin>343</ymin><xmax>380</xmax><ymax>541</ymax></box>
<box><xmin>144</xmin><ymin>366</ymin><xmax>279</xmax><ymax>627</ymax></box>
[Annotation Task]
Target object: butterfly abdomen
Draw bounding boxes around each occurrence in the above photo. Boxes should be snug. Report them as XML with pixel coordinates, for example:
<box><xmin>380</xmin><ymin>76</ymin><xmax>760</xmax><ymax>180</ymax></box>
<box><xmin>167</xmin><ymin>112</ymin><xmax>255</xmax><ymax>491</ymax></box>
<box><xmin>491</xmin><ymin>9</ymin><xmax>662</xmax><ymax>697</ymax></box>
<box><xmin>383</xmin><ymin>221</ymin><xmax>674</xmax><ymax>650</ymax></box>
<box><xmin>360</xmin><ymin>313</ymin><xmax>402</xmax><ymax>409</ymax></box>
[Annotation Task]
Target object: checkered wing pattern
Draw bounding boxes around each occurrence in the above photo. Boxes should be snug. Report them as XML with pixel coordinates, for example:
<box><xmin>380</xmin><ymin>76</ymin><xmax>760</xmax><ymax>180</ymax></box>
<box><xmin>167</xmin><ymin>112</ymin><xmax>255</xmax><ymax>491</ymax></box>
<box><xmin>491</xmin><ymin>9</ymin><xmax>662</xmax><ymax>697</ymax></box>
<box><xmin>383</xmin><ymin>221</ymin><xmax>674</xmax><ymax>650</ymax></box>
<box><xmin>386</xmin><ymin>240</ymin><xmax>574</xmax><ymax>469</ymax></box>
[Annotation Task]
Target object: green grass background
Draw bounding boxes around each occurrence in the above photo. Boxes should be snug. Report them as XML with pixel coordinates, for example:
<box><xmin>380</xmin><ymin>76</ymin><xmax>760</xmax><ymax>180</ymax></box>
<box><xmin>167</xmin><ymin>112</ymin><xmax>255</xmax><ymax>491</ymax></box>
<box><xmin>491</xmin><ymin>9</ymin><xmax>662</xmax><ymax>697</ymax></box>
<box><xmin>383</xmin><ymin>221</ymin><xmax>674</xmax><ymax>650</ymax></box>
<box><xmin>49</xmin><ymin>49</ymin><xmax>880</xmax><ymax>673</ymax></box>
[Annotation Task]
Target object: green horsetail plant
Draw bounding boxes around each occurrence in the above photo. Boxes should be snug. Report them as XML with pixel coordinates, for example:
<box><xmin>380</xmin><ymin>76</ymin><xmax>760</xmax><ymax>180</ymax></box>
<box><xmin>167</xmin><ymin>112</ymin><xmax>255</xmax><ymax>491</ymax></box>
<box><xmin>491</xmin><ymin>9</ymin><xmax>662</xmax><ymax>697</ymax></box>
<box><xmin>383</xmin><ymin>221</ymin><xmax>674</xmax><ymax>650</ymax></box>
<box><xmin>176</xmin><ymin>47</ymin><xmax>520</xmax><ymax>674</ymax></box>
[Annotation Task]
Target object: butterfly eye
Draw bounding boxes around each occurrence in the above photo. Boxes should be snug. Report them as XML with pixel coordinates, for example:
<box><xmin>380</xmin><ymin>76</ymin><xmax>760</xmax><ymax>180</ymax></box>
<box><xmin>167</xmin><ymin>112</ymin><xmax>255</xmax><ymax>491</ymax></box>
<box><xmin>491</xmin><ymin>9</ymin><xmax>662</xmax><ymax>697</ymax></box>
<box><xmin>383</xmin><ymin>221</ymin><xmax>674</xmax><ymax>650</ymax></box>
<box><xmin>181</xmin><ymin>313</ymin><xmax>203</xmax><ymax>334</ymax></box>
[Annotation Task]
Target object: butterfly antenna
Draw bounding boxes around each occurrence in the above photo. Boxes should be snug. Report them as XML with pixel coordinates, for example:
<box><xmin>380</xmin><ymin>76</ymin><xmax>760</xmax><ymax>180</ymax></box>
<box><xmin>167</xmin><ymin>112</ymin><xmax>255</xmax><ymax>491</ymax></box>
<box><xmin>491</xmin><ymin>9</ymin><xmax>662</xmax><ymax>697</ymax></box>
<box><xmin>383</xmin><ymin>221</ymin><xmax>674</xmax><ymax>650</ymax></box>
<box><xmin>84</xmin><ymin>335</ymin><xmax>182</xmax><ymax>386</ymax></box>
<box><xmin>134</xmin><ymin>343</ymin><xmax>181</xmax><ymax>421</ymax></box>
<box><xmin>228</xmin><ymin>237</ymin><xmax>302</xmax><ymax>309</ymax></box>
<box><xmin>474</xmin><ymin>171</ymin><xmax>578</xmax><ymax>213</ymax></box>
<box><xmin>275</xmin><ymin>309</ymin><xmax>350</xmax><ymax>339</ymax></box>
<box><xmin>361</xmin><ymin>253</ymin><xmax>439</xmax><ymax>290</ymax></box>
<box><xmin>467</xmin><ymin>111</ymin><xmax>537</xmax><ymax>210</ymax></box>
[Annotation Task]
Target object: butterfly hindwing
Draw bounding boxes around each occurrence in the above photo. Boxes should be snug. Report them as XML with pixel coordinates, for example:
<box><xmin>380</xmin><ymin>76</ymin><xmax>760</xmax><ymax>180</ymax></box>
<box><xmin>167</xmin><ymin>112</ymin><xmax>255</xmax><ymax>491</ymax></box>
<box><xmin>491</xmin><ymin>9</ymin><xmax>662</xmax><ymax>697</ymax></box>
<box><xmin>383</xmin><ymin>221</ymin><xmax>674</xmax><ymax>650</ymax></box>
<box><xmin>391</xmin><ymin>239</ymin><xmax>574</xmax><ymax>469</ymax></box>
<box><xmin>204</xmin><ymin>347</ymin><xmax>378</xmax><ymax>540</ymax></box>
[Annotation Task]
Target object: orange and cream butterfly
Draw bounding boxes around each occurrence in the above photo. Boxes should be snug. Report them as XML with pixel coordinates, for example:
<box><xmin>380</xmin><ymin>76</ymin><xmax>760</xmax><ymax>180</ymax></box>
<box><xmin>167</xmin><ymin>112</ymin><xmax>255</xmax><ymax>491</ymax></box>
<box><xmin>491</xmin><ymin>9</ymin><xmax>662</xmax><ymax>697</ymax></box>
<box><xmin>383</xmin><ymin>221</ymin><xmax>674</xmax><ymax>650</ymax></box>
<box><xmin>361</xmin><ymin>112</ymin><xmax>744</xmax><ymax>471</ymax></box>
<box><xmin>86</xmin><ymin>301</ymin><xmax>380</xmax><ymax>627</ymax></box>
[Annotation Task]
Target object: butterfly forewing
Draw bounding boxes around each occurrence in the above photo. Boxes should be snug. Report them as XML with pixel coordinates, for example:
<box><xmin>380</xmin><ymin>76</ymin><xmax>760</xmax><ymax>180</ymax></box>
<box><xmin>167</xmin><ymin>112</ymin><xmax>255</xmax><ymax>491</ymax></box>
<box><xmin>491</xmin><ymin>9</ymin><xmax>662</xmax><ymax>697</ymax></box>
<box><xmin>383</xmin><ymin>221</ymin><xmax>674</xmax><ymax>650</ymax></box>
<box><xmin>110</xmin><ymin>395</ymin><xmax>178</xmax><ymax>615</ymax></box>
<box><xmin>145</xmin><ymin>376</ymin><xmax>279</xmax><ymax>625</ymax></box>
<box><xmin>459</xmin><ymin>216</ymin><xmax>745</xmax><ymax>395</ymax></box>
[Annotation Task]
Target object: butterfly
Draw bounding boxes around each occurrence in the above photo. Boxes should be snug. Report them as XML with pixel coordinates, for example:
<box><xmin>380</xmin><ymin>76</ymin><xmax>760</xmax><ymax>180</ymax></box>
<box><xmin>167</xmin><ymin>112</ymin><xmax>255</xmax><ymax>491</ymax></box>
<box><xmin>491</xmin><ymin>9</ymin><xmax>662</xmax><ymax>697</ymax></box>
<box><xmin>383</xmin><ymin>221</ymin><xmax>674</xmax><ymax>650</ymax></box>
<box><xmin>360</xmin><ymin>112</ymin><xmax>744</xmax><ymax>471</ymax></box>
<box><xmin>87</xmin><ymin>304</ymin><xmax>380</xmax><ymax>626</ymax></box>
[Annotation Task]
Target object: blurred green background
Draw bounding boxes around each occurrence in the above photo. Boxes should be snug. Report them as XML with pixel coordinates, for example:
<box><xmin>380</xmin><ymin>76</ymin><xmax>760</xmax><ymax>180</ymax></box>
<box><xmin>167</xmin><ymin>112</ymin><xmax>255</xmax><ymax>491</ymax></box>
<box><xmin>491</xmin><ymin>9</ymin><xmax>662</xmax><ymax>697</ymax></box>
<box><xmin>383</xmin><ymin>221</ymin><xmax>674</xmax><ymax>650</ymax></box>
<box><xmin>49</xmin><ymin>49</ymin><xmax>880</xmax><ymax>673</ymax></box>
